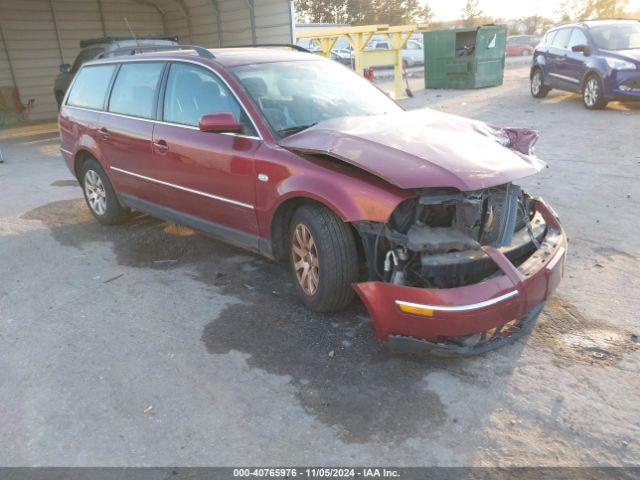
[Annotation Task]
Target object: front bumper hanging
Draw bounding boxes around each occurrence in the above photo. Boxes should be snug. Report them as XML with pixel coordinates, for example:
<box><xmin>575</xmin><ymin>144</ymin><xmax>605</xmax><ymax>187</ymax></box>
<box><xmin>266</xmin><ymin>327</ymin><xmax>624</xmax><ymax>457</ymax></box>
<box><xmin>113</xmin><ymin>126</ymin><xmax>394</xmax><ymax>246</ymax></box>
<box><xmin>353</xmin><ymin>198</ymin><xmax>567</xmax><ymax>356</ymax></box>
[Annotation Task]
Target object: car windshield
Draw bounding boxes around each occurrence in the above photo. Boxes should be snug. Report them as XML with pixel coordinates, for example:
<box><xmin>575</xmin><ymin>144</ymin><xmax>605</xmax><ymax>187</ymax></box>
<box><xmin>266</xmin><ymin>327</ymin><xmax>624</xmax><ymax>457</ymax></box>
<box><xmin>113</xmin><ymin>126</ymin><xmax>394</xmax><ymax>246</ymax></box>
<box><xmin>590</xmin><ymin>23</ymin><xmax>640</xmax><ymax>50</ymax></box>
<box><xmin>231</xmin><ymin>60</ymin><xmax>403</xmax><ymax>137</ymax></box>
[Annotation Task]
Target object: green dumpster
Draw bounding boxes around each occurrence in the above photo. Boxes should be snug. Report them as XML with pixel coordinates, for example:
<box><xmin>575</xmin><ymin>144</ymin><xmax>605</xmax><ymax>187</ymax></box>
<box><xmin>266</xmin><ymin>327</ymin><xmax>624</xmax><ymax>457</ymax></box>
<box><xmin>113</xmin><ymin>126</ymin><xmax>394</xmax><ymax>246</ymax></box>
<box><xmin>423</xmin><ymin>25</ymin><xmax>507</xmax><ymax>89</ymax></box>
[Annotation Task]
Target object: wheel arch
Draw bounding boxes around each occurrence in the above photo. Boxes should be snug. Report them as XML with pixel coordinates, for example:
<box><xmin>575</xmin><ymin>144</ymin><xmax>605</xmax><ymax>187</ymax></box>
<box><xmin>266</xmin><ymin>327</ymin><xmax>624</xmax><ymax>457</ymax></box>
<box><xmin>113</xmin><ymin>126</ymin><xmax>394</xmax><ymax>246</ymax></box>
<box><xmin>269</xmin><ymin>195</ymin><xmax>363</xmax><ymax>262</ymax></box>
<box><xmin>530</xmin><ymin>64</ymin><xmax>543</xmax><ymax>79</ymax></box>
<box><xmin>580</xmin><ymin>69</ymin><xmax>602</xmax><ymax>90</ymax></box>
<box><xmin>72</xmin><ymin>135</ymin><xmax>108</xmax><ymax>180</ymax></box>
<box><xmin>73</xmin><ymin>148</ymin><xmax>95</xmax><ymax>180</ymax></box>
<box><xmin>265</xmin><ymin>169</ymin><xmax>411</xmax><ymax>261</ymax></box>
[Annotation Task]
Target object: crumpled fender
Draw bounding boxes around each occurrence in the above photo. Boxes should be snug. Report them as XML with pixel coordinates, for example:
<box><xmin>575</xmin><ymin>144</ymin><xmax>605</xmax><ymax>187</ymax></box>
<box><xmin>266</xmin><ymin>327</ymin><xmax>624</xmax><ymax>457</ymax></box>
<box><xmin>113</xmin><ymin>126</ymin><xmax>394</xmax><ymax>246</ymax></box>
<box><xmin>269</xmin><ymin>170</ymin><xmax>413</xmax><ymax>223</ymax></box>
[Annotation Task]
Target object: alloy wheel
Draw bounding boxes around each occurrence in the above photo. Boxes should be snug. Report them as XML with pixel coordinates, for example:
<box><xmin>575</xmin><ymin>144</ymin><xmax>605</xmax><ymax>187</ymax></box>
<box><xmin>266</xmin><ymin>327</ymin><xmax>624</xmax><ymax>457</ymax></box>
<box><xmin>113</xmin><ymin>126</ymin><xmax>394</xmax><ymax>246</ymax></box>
<box><xmin>84</xmin><ymin>169</ymin><xmax>107</xmax><ymax>216</ymax></box>
<box><xmin>531</xmin><ymin>72</ymin><xmax>542</xmax><ymax>95</ymax></box>
<box><xmin>292</xmin><ymin>223</ymin><xmax>320</xmax><ymax>296</ymax></box>
<box><xmin>584</xmin><ymin>78</ymin><xmax>599</xmax><ymax>107</ymax></box>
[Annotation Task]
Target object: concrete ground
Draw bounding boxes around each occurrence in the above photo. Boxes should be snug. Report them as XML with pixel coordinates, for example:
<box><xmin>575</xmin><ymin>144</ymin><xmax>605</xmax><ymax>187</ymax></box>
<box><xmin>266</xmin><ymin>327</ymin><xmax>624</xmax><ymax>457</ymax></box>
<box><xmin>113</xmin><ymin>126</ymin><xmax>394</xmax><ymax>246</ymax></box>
<box><xmin>1</xmin><ymin>61</ymin><xmax>639</xmax><ymax>467</ymax></box>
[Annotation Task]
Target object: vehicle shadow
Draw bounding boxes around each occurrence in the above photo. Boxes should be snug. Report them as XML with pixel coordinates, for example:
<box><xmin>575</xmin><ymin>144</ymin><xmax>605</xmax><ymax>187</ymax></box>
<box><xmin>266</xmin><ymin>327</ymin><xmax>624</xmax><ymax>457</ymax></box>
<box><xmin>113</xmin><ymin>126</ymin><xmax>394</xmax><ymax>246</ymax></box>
<box><xmin>21</xmin><ymin>198</ymin><xmax>530</xmax><ymax>445</ymax></box>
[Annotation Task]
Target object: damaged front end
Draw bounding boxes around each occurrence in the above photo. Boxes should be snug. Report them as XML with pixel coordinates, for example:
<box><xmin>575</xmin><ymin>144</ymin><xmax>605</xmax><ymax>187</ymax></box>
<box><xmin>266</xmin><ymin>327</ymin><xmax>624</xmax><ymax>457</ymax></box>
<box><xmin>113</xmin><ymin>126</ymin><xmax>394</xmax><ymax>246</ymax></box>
<box><xmin>353</xmin><ymin>184</ymin><xmax>567</xmax><ymax>357</ymax></box>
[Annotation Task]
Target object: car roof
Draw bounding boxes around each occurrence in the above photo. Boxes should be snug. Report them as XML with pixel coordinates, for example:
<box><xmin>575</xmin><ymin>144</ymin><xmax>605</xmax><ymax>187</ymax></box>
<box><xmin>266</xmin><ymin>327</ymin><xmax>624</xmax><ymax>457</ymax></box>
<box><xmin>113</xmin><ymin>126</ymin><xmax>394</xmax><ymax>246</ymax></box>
<box><xmin>550</xmin><ymin>19</ymin><xmax>639</xmax><ymax>31</ymax></box>
<box><xmin>84</xmin><ymin>47</ymin><xmax>321</xmax><ymax>68</ymax></box>
<box><xmin>582</xmin><ymin>19</ymin><xmax>639</xmax><ymax>28</ymax></box>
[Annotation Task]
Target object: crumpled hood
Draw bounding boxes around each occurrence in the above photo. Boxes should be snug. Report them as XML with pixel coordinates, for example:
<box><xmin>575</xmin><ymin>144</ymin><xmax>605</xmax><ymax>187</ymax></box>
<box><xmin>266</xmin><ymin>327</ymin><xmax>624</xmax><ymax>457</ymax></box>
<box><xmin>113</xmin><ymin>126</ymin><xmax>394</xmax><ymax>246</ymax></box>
<box><xmin>279</xmin><ymin>109</ymin><xmax>546</xmax><ymax>191</ymax></box>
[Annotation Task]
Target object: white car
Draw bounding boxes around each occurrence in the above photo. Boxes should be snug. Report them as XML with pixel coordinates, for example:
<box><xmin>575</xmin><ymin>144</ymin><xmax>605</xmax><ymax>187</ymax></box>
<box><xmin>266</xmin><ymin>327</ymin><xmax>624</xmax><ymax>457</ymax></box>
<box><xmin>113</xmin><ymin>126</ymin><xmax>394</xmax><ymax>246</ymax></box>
<box><xmin>370</xmin><ymin>38</ymin><xmax>424</xmax><ymax>67</ymax></box>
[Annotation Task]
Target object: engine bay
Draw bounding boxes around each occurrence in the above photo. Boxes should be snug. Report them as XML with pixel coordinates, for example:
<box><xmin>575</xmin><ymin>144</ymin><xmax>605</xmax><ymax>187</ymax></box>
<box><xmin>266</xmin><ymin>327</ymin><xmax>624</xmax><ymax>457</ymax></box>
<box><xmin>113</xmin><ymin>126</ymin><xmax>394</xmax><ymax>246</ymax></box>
<box><xmin>356</xmin><ymin>183</ymin><xmax>546</xmax><ymax>289</ymax></box>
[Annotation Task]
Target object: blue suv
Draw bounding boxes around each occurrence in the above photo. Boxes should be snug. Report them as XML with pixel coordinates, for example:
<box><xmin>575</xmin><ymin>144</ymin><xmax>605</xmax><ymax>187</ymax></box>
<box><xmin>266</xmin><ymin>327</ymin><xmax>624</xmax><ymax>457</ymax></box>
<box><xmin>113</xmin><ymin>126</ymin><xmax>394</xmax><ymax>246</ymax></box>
<box><xmin>530</xmin><ymin>20</ymin><xmax>640</xmax><ymax>109</ymax></box>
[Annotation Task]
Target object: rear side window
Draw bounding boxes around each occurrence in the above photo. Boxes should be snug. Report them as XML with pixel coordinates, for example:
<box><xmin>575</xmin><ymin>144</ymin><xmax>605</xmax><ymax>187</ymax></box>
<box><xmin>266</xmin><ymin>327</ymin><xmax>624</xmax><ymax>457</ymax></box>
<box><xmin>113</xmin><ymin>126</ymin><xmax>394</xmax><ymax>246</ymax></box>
<box><xmin>545</xmin><ymin>30</ymin><xmax>558</xmax><ymax>45</ymax></box>
<box><xmin>552</xmin><ymin>28</ymin><xmax>572</xmax><ymax>48</ymax></box>
<box><xmin>66</xmin><ymin>65</ymin><xmax>116</xmax><ymax>110</ymax></box>
<box><xmin>108</xmin><ymin>62</ymin><xmax>164</xmax><ymax>119</ymax></box>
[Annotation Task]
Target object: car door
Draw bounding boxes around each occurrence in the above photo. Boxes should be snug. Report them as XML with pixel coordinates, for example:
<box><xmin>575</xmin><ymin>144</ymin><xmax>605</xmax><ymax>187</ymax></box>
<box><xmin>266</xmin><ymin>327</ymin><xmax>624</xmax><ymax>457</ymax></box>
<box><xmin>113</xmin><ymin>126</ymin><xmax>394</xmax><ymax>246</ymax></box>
<box><xmin>563</xmin><ymin>28</ymin><xmax>590</xmax><ymax>88</ymax></box>
<box><xmin>60</xmin><ymin>63</ymin><xmax>117</xmax><ymax>155</ymax></box>
<box><xmin>151</xmin><ymin>61</ymin><xmax>260</xmax><ymax>236</ymax></box>
<box><xmin>99</xmin><ymin>61</ymin><xmax>166</xmax><ymax>200</ymax></box>
<box><xmin>546</xmin><ymin>28</ymin><xmax>575</xmax><ymax>90</ymax></box>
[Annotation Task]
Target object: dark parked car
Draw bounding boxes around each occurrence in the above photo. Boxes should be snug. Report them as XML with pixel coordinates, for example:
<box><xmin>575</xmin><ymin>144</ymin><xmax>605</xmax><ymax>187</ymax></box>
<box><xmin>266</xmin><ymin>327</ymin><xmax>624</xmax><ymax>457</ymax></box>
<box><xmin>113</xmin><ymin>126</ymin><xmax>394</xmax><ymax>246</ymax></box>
<box><xmin>531</xmin><ymin>20</ymin><xmax>640</xmax><ymax>109</ymax></box>
<box><xmin>58</xmin><ymin>46</ymin><xmax>566</xmax><ymax>356</ymax></box>
<box><xmin>54</xmin><ymin>36</ymin><xmax>179</xmax><ymax>109</ymax></box>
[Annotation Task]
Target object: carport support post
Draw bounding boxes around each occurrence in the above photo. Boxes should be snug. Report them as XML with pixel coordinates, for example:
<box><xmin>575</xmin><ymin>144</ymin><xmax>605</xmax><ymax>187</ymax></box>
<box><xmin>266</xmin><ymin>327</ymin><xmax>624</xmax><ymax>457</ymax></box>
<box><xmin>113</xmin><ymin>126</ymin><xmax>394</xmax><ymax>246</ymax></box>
<box><xmin>387</xmin><ymin>30</ymin><xmax>412</xmax><ymax>100</ymax></box>
<box><xmin>48</xmin><ymin>0</ymin><xmax>66</xmax><ymax>64</ymax></box>
<box><xmin>97</xmin><ymin>0</ymin><xmax>108</xmax><ymax>35</ymax></box>
<box><xmin>130</xmin><ymin>1</ymin><xmax>169</xmax><ymax>35</ymax></box>
<box><xmin>245</xmin><ymin>0</ymin><xmax>257</xmax><ymax>45</ymax></box>
<box><xmin>345</xmin><ymin>31</ymin><xmax>375</xmax><ymax>76</ymax></box>
<box><xmin>174</xmin><ymin>0</ymin><xmax>192</xmax><ymax>43</ymax></box>
<box><xmin>0</xmin><ymin>24</ymin><xmax>18</xmax><ymax>88</ymax></box>
<box><xmin>317</xmin><ymin>36</ymin><xmax>339</xmax><ymax>58</ymax></box>
<box><xmin>212</xmin><ymin>0</ymin><xmax>224</xmax><ymax>47</ymax></box>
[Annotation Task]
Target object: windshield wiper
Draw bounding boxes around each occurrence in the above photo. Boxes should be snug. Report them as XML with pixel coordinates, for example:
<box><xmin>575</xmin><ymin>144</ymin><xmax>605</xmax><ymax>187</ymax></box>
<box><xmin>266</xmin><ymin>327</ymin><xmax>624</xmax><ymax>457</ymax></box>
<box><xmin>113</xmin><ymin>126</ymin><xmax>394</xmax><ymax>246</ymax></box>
<box><xmin>277</xmin><ymin>123</ymin><xmax>317</xmax><ymax>136</ymax></box>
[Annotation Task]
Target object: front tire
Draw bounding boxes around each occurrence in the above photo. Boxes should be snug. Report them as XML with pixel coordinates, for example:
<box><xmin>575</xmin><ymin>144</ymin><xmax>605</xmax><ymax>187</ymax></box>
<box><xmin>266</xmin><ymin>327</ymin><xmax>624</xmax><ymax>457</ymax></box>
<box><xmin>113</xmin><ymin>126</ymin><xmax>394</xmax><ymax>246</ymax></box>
<box><xmin>81</xmin><ymin>158</ymin><xmax>131</xmax><ymax>225</ymax></box>
<box><xmin>289</xmin><ymin>205</ymin><xmax>359</xmax><ymax>313</ymax></box>
<box><xmin>530</xmin><ymin>68</ymin><xmax>550</xmax><ymax>98</ymax></box>
<box><xmin>583</xmin><ymin>74</ymin><xmax>608</xmax><ymax>110</ymax></box>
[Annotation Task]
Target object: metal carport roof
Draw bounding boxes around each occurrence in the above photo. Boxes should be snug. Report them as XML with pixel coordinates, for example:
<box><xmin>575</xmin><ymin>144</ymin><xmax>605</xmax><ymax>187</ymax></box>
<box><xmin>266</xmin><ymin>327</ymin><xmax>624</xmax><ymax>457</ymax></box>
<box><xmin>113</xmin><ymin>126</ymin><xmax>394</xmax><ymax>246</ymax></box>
<box><xmin>0</xmin><ymin>0</ymin><xmax>294</xmax><ymax>121</ymax></box>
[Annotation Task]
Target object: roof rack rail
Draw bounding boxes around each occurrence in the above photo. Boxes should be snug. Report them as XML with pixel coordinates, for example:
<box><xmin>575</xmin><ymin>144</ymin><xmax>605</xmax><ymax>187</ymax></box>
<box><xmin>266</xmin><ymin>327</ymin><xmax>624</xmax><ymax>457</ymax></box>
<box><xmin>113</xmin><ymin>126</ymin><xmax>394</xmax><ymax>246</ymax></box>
<box><xmin>224</xmin><ymin>43</ymin><xmax>311</xmax><ymax>53</ymax></box>
<box><xmin>98</xmin><ymin>44</ymin><xmax>215</xmax><ymax>60</ymax></box>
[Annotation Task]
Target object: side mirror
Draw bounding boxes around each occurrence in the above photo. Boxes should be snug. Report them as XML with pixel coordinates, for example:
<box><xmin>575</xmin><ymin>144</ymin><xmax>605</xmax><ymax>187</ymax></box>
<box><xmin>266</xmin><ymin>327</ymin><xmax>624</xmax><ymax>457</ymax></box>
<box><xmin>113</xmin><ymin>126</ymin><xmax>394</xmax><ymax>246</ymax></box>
<box><xmin>60</xmin><ymin>63</ymin><xmax>71</xmax><ymax>73</ymax></box>
<box><xmin>571</xmin><ymin>44</ymin><xmax>591</xmax><ymax>56</ymax></box>
<box><xmin>199</xmin><ymin>113</ymin><xmax>241</xmax><ymax>133</ymax></box>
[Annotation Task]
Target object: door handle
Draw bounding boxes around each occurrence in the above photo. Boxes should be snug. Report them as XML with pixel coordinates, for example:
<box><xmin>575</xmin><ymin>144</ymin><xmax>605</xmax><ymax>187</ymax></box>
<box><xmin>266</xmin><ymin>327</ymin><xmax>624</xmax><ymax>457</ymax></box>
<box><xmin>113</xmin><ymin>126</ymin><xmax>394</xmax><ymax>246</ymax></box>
<box><xmin>153</xmin><ymin>139</ymin><xmax>169</xmax><ymax>153</ymax></box>
<box><xmin>98</xmin><ymin>126</ymin><xmax>109</xmax><ymax>140</ymax></box>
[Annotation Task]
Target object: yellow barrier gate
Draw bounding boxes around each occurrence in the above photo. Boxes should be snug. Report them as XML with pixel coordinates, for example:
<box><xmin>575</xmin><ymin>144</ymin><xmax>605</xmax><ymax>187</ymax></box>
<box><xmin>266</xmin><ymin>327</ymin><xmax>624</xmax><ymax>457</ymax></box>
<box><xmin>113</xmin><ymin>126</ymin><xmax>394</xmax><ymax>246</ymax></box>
<box><xmin>295</xmin><ymin>24</ymin><xmax>428</xmax><ymax>99</ymax></box>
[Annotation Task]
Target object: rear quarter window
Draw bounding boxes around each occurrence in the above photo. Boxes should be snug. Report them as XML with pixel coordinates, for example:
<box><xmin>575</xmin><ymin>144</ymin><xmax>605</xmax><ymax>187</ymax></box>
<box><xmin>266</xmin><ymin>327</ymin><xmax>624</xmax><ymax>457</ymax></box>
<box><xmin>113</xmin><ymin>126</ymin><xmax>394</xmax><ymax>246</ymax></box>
<box><xmin>66</xmin><ymin>64</ymin><xmax>116</xmax><ymax>110</ymax></box>
<box><xmin>108</xmin><ymin>62</ymin><xmax>165</xmax><ymax>119</ymax></box>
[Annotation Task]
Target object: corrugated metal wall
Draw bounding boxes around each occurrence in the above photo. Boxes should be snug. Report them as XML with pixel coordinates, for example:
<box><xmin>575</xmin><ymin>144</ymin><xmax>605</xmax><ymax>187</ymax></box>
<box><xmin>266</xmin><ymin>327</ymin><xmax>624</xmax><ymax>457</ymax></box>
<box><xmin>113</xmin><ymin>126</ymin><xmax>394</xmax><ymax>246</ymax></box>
<box><xmin>0</xmin><ymin>0</ymin><xmax>293</xmax><ymax>122</ymax></box>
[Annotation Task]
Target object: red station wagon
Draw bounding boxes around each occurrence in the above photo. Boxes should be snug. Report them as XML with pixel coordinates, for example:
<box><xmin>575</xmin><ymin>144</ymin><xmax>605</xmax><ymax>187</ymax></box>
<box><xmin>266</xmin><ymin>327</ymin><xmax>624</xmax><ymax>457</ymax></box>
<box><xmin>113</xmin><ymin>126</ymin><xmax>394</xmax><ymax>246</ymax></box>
<box><xmin>58</xmin><ymin>45</ymin><xmax>567</xmax><ymax>356</ymax></box>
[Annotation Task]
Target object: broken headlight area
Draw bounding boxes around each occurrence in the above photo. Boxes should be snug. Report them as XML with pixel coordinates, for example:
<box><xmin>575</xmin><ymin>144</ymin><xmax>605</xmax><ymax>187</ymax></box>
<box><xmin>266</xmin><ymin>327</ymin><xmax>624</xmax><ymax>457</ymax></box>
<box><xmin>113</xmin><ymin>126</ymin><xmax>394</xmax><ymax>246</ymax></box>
<box><xmin>356</xmin><ymin>183</ymin><xmax>545</xmax><ymax>289</ymax></box>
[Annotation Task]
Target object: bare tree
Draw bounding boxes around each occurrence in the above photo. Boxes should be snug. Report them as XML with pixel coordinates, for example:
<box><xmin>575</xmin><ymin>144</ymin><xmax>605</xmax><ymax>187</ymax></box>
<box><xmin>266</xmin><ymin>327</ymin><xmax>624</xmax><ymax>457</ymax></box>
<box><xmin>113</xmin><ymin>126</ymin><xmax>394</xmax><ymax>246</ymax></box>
<box><xmin>461</xmin><ymin>0</ymin><xmax>483</xmax><ymax>27</ymax></box>
<box><xmin>518</xmin><ymin>15</ymin><xmax>554</xmax><ymax>35</ymax></box>
<box><xmin>295</xmin><ymin>0</ymin><xmax>434</xmax><ymax>25</ymax></box>
<box><xmin>559</xmin><ymin>0</ymin><xmax>630</xmax><ymax>20</ymax></box>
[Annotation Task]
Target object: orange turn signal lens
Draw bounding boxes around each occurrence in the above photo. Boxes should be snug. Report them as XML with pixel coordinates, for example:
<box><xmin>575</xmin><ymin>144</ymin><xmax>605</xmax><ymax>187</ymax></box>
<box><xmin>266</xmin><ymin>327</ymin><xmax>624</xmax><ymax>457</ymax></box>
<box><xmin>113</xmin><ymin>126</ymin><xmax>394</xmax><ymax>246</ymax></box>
<box><xmin>396</xmin><ymin>301</ymin><xmax>434</xmax><ymax>317</ymax></box>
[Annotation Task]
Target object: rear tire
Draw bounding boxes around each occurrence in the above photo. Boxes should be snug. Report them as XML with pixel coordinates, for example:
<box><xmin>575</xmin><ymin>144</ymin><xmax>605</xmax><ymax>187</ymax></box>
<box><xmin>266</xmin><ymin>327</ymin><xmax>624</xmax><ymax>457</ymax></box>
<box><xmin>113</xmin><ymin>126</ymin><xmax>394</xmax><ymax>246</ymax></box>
<box><xmin>289</xmin><ymin>205</ymin><xmax>359</xmax><ymax>313</ymax></box>
<box><xmin>530</xmin><ymin>68</ymin><xmax>550</xmax><ymax>98</ymax></box>
<box><xmin>583</xmin><ymin>74</ymin><xmax>608</xmax><ymax>110</ymax></box>
<box><xmin>81</xmin><ymin>158</ymin><xmax>131</xmax><ymax>225</ymax></box>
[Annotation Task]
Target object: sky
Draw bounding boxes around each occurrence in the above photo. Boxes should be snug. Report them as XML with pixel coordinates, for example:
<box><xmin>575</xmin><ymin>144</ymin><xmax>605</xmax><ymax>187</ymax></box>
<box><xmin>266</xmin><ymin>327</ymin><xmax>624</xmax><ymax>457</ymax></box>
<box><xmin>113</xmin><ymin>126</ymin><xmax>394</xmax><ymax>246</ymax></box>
<box><xmin>424</xmin><ymin>0</ymin><xmax>640</xmax><ymax>21</ymax></box>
